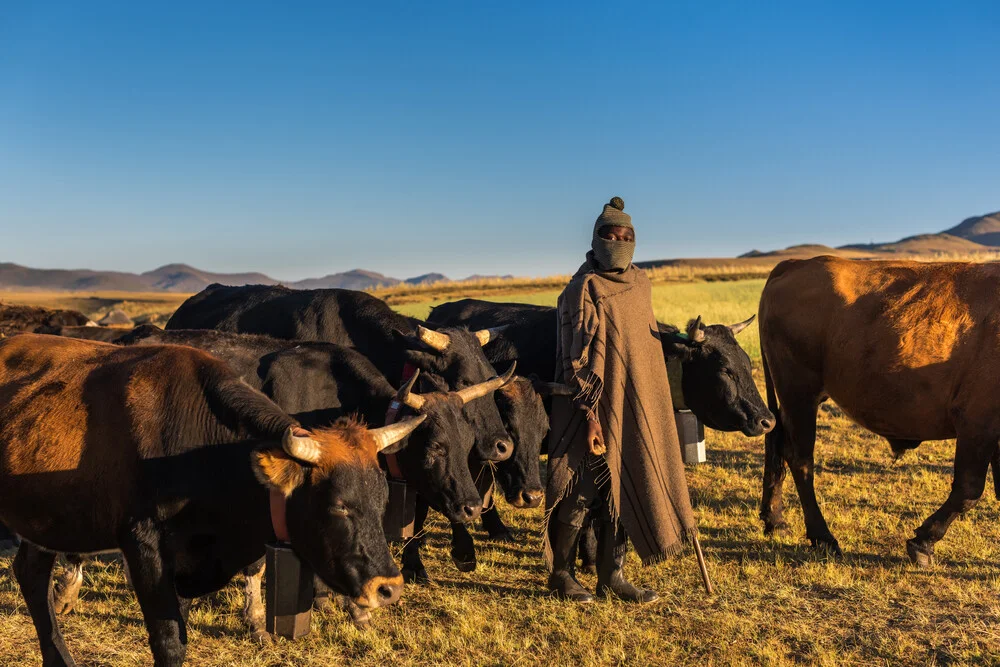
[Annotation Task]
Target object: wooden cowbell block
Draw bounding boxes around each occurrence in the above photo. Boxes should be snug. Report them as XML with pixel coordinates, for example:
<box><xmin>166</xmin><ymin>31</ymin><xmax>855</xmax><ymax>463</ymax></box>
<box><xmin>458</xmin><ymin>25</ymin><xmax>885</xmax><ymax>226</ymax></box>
<box><xmin>383</xmin><ymin>478</ymin><xmax>416</xmax><ymax>542</ymax></box>
<box><xmin>675</xmin><ymin>409</ymin><xmax>706</xmax><ymax>465</ymax></box>
<box><xmin>265</xmin><ymin>543</ymin><xmax>314</xmax><ymax>639</ymax></box>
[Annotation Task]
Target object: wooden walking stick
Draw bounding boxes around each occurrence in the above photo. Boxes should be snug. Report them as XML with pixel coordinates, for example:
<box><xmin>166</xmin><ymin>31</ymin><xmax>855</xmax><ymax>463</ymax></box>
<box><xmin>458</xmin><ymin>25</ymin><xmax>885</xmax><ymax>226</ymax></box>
<box><xmin>692</xmin><ymin>534</ymin><xmax>713</xmax><ymax>596</ymax></box>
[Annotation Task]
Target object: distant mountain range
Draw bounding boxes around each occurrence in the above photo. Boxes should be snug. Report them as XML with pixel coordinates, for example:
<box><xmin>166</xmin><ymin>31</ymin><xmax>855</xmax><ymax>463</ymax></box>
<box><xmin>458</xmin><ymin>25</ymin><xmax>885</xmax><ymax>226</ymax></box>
<box><xmin>0</xmin><ymin>262</ymin><xmax>478</xmax><ymax>293</ymax></box>
<box><xmin>740</xmin><ymin>211</ymin><xmax>1000</xmax><ymax>259</ymax></box>
<box><xmin>5</xmin><ymin>211</ymin><xmax>996</xmax><ymax>292</ymax></box>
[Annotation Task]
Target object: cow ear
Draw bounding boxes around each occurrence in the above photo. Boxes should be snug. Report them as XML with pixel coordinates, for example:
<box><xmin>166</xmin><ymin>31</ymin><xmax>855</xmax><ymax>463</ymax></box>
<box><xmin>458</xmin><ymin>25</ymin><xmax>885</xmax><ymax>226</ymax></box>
<box><xmin>252</xmin><ymin>449</ymin><xmax>306</xmax><ymax>497</ymax></box>
<box><xmin>660</xmin><ymin>335</ymin><xmax>695</xmax><ymax>362</ymax></box>
<box><xmin>657</xmin><ymin>323</ymin><xmax>695</xmax><ymax>361</ymax></box>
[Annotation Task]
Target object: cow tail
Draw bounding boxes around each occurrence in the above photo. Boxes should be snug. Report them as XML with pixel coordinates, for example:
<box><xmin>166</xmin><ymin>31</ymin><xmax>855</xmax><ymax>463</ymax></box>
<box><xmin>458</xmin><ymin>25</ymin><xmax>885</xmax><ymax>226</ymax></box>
<box><xmin>761</xmin><ymin>347</ymin><xmax>783</xmax><ymax>468</ymax></box>
<box><xmin>992</xmin><ymin>444</ymin><xmax>1000</xmax><ymax>500</ymax></box>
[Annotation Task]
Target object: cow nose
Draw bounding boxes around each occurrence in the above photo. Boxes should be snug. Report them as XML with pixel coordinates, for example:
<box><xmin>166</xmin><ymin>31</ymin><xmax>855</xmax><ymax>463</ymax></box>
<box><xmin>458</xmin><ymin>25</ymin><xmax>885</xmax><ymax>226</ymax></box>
<box><xmin>377</xmin><ymin>581</ymin><xmax>403</xmax><ymax>606</ymax></box>
<box><xmin>520</xmin><ymin>489</ymin><xmax>543</xmax><ymax>508</ymax></box>
<box><xmin>759</xmin><ymin>416</ymin><xmax>776</xmax><ymax>433</ymax></box>
<box><xmin>493</xmin><ymin>439</ymin><xmax>513</xmax><ymax>461</ymax></box>
<box><xmin>461</xmin><ymin>503</ymin><xmax>483</xmax><ymax>521</ymax></box>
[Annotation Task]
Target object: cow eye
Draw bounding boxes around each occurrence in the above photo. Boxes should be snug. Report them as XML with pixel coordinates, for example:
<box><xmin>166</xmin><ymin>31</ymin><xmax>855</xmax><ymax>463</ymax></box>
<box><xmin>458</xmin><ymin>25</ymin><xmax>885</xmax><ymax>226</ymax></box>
<box><xmin>331</xmin><ymin>503</ymin><xmax>349</xmax><ymax>517</ymax></box>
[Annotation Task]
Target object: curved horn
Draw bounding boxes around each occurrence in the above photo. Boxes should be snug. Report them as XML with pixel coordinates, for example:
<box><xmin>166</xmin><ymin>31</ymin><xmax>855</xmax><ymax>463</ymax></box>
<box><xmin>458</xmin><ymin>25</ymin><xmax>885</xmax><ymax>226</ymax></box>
<box><xmin>416</xmin><ymin>325</ymin><xmax>452</xmax><ymax>352</ymax></box>
<box><xmin>370</xmin><ymin>414</ymin><xmax>427</xmax><ymax>452</ymax></box>
<box><xmin>282</xmin><ymin>426</ymin><xmax>323</xmax><ymax>464</ymax></box>
<box><xmin>456</xmin><ymin>361</ymin><xmax>517</xmax><ymax>405</ymax></box>
<box><xmin>687</xmin><ymin>316</ymin><xmax>706</xmax><ymax>343</ymax></box>
<box><xmin>473</xmin><ymin>326</ymin><xmax>508</xmax><ymax>347</ymax></box>
<box><xmin>396</xmin><ymin>369</ymin><xmax>426</xmax><ymax>411</ymax></box>
<box><xmin>727</xmin><ymin>314</ymin><xmax>756</xmax><ymax>336</ymax></box>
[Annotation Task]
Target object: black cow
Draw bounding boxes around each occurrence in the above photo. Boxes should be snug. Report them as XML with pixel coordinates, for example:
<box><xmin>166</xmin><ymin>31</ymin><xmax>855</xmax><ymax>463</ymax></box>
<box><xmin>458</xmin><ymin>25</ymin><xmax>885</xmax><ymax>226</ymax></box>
<box><xmin>428</xmin><ymin>299</ymin><xmax>774</xmax><ymax>436</ymax></box>
<box><xmin>167</xmin><ymin>284</ymin><xmax>514</xmax><ymax>464</ymax></box>
<box><xmin>428</xmin><ymin>298</ymin><xmax>775</xmax><ymax>570</ymax></box>
<box><xmin>0</xmin><ymin>334</ymin><xmax>424</xmax><ymax>666</ymax></box>
<box><xmin>42</xmin><ymin>324</ymin><xmax>135</xmax><ymax>342</ymax></box>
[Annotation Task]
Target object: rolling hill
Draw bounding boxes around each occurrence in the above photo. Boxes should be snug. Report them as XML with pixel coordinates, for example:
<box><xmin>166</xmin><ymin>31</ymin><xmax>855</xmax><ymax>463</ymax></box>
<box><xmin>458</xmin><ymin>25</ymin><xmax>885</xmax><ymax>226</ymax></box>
<box><xmin>737</xmin><ymin>210</ymin><xmax>1000</xmax><ymax>260</ymax></box>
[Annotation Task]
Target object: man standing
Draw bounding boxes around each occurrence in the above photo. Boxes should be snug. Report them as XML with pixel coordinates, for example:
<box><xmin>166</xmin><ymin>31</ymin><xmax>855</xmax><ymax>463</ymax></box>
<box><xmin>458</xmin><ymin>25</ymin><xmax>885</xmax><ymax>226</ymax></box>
<box><xmin>544</xmin><ymin>197</ymin><xmax>698</xmax><ymax>603</ymax></box>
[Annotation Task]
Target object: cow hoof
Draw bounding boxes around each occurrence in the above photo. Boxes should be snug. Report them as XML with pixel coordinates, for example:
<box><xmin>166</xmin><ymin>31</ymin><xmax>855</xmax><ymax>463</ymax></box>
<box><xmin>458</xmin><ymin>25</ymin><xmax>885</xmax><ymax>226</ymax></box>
<box><xmin>763</xmin><ymin>521</ymin><xmax>790</xmax><ymax>538</ymax></box>
<box><xmin>346</xmin><ymin>606</ymin><xmax>372</xmax><ymax>629</ymax></box>
<box><xmin>906</xmin><ymin>540</ymin><xmax>935</xmax><ymax>568</ymax></box>
<box><xmin>251</xmin><ymin>629</ymin><xmax>273</xmax><ymax>645</ymax></box>
<box><xmin>313</xmin><ymin>595</ymin><xmax>336</xmax><ymax>613</ymax></box>
<box><xmin>402</xmin><ymin>567</ymin><xmax>431</xmax><ymax>585</ymax></box>
<box><xmin>810</xmin><ymin>538</ymin><xmax>843</xmax><ymax>558</ymax></box>
<box><xmin>451</xmin><ymin>554</ymin><xmax>477</xmax><ymax>572</ymax></box>
<box><xmin>52</xmin><ymin>593</ymin><xmax>77</xmax><ymax>615</ymax></box>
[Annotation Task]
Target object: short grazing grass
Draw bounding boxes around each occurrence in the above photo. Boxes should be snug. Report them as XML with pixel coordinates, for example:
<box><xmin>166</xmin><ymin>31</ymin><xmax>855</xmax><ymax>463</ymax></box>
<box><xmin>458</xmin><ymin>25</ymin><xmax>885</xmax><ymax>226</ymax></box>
<box><xmin>3</xmin><ymin>414</ymin><xmax>998</xmax><ymax>665</ymax></box>
<box><xmin>2</xmin><ymin>277</ymin><xmax>999</xmax><ymax>665</ymax></box>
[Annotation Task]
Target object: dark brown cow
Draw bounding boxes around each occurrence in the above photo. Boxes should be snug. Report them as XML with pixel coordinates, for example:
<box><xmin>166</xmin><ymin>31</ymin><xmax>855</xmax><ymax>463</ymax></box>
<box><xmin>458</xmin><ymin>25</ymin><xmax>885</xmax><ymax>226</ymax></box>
<box><xmin>0</xmin><ymin>302</ymin><xmax>93</xmax><ymax>336</ymax></box>
<box><xmin>759</xmin><ymin>256</ymin><xmax>1000</xmax><ymax>565</ymax></box>
<box><xmin>0</xmin><ymin>334</ymin><xmax>423</xmax><ymax>666</ymax></box>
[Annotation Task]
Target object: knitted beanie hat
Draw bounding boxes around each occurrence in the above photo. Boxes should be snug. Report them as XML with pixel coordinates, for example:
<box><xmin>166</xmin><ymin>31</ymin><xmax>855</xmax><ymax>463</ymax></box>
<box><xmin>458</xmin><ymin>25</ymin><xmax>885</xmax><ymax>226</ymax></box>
<box><xmin>593</xmin><ymin>196</ymin><xmax>633</xmax><ymax>235</ymax></box>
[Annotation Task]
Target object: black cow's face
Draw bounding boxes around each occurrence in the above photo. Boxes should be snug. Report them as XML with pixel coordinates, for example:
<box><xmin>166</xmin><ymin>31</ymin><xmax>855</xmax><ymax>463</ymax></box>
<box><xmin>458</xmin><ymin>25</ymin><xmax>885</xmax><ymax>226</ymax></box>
<box><xmin>393</xmin><ymin>385</ymin><xmax>484</xmax><ymax>523</ymax></box>
<box><xmin>288</xmin><ymin>465</ymin><xmax>401</xmax><ymax>608</ymax></box>
<box><xmin>662</xmin><ymin>319</ymin><xmax>775</xmax><ymax>437</ymax></box>
<box><xmin>252</xmin><ymin>423</ymin><xmax>410</xmax><ymax>610</ymax></box>
<box><xmin>402</xmin><ymin>328</ymin><xmax>515</xmax><ymax>463</ymax></box>
<box><xmin>493</xmin><ymin>378</ymin><xmax>547</xmax><ymax>508</ymax></box>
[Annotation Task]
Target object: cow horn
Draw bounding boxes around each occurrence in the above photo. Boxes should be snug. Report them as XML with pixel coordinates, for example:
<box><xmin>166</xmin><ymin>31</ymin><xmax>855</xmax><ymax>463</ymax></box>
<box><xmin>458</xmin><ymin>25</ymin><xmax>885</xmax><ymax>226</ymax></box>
<box><xmin>531</xmin><ymin>380</ymin><xmax>575</xmax><ymax>397</ymax></box>
<box><xmin>473</xmin><ymin>326</ymin><xmax>508</xmax><ymax>347</ymax></box>
<box><xmin>396</xmin><ymin>369</ymin><xmax>426</xmax><ymax>411</ymax></box>
<box><xmin>416</xmin><ymin>325</ymin><xmax>452</xmax><ymax>352</ymax></box>
<box><xmin>282</xmin><ymin>426</ymin><xmax>323</xmax><ymax>464</ymax></box>
<box><xmin>727</xmin><ymin>314</ymin><xmax>756</xmax><ymax>336</ymax></box>
<box><xmin>456</xmin><ymin>362</ymin><xmax>517</xmax><ymax>405</ymax></box>
<box><xmin>370</xmin><ymin>414</ymin><xmax>428</xmax><ymax>452</ymax></box>
<box><xmin>687</xmin><ymin>316</ymin><xmax>706</xmax><ymax>343</ymax></box>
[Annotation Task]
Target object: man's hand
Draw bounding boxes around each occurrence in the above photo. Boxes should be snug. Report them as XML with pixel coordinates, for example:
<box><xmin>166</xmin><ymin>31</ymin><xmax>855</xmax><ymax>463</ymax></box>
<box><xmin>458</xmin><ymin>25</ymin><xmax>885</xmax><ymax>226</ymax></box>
<box><xmin>587</xmin><ymin>415</ymin><xmax>606</xmax><ymax>456</ymax></box>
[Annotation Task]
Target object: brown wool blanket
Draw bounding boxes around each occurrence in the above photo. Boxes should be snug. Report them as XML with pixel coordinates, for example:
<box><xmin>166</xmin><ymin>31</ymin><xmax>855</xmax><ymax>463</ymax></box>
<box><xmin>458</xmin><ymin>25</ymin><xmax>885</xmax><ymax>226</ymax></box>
<box><xmin>544</xmin><ymin>258</ymin><xmax>698</xmax><ymax>567</ymax></box>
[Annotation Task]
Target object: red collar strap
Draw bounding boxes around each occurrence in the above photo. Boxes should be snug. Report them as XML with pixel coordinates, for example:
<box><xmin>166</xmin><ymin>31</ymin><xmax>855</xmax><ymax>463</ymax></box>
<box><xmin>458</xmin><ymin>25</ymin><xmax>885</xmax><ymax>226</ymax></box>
<box><xmin>382</xmin><ymin>363</ymin><xmax>418</xmax><ymax>481</ymax></box>
<box><xmin>270</xmin><ymin>489</ymin><xmax>291</xmax><ymax>543</ymax></box>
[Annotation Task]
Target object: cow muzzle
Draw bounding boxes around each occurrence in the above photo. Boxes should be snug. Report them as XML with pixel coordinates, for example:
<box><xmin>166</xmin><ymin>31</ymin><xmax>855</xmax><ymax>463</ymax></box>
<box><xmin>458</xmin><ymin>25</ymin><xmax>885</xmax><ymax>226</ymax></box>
<box><xmin>354</xmin><ymin>574</ymin><xmax>404</xmax><ymax>609</ymax></box>
<box><xmin>507</xmin><ymin>487</ymin><xmax>543</xmax><ymax>509</ymax></box>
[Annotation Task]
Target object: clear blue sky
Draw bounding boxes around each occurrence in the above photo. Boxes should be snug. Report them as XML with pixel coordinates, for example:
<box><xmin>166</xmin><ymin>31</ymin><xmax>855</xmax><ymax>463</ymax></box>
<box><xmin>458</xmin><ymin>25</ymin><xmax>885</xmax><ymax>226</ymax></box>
<box><xmin>2</xmin><ymin>1</ymin><xmax>998</xmax><ymax>281</ymax></box>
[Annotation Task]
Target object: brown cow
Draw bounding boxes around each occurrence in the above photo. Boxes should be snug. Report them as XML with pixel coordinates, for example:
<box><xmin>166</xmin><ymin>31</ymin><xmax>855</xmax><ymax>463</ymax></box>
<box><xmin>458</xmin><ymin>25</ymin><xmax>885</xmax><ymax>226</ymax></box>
<box><xmin>0</xmin><ymin>334</ymin><xmax>424</xmax><ymax>666</ymax></box>
<box><xmin>759</xmin><ymin>256</ymin><xmax>1000</xmax><ymax>565</ymax></box>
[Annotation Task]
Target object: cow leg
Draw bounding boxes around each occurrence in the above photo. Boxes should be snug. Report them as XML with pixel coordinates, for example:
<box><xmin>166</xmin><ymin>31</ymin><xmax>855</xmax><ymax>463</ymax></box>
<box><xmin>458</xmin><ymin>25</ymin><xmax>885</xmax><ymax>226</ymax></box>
<box><xmin>450</xmin><ymin>522</ymin><xmax>477</xmax><ymax>572</ymax></box>
<box><xmin>52</xmin><ymin>554</ymin><xmax>86</xmax><ymax>615</ymax></box>
<box><xmin>241</xmin><ymin>559</ymin><xmax>270</xmax><ymax>643</ymax></box>
<box><xmin>577</xmin><ymin>515</ymin><xmax>597</xmax><ymax>575</ymax></box>
<box><xmin>119</xmin><ymin>520</ymin><xmax>186</xmax><ymax>667</ymax></box>
<box><xmin>780</xmin><ymin>397</ymin><xmax>840</xmax><ymax>554</ymax></box>
<box><xmin>401</xmin><ymin>497</ymin><xmax>431</xmax><ymax>584</ymax></box>
<box><xmin>480</xmin><ymin>506</ymin><xmax>517</xmax><ymax>542</ymax></box>
<box><xmin>760</xmin><ymin>414</ymin><xmax>789</xmax><ymax>536</ymax></box>
<box><xmin>13</xmin><ymin>541</ymin><xmax>76</xmax><ymax>667</ymax></box>
<box><xmin>906</xmin><ymin>436</ymin><xmax>992</xmax><ymax>568</ymax></box>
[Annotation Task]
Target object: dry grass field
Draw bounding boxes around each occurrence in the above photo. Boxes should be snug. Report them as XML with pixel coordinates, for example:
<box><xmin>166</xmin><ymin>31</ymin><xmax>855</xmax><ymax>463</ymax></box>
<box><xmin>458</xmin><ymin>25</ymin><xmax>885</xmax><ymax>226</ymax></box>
<box><xmin>0</xmin><ymin>290</ymin><xmax>191</xmax><ymax>326</ymax></box>
<box><xmin>1</xmin><ymin>275</ymin><xmax>999</xmax><ymax>665</ymax></box>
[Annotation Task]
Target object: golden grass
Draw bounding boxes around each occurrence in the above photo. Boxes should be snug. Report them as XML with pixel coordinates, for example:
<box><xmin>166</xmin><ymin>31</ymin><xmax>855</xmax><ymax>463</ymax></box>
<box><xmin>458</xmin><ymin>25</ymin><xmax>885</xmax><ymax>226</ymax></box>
<box><xmin>3</xmin><ymin>408</ymin><xmax>998</xmax><ymax>665</ymax></box>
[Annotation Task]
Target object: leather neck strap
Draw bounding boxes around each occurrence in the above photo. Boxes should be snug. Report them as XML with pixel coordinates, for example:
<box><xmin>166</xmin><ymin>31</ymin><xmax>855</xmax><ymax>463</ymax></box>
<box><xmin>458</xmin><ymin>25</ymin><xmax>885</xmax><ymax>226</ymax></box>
<box><xmin>382</xmin><ymin>363</ymin><xmax>418</xmax><ymax>481</ymax></box>
<box><xmin>269</xmin><ymin>489</ymin><xmax>291</xmax><ymax>543</ymax></box>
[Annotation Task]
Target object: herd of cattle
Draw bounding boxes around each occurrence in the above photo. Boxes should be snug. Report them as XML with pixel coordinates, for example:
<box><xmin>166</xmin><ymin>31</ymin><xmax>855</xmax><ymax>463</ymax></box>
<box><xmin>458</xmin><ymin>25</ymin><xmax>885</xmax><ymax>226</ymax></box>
<box><xmin>0</xmin><ymin>255</ymin><xmax>998</xmax><ymax>666</ymax></box>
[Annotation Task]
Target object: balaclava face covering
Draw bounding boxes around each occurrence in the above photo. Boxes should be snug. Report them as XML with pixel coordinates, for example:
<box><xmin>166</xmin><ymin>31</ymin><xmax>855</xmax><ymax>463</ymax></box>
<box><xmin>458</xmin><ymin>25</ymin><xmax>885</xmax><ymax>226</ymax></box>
<box><xmin>591</xmin><ymin>196</ymin><xmax>635</xmax><ymax>271</ymax></box>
